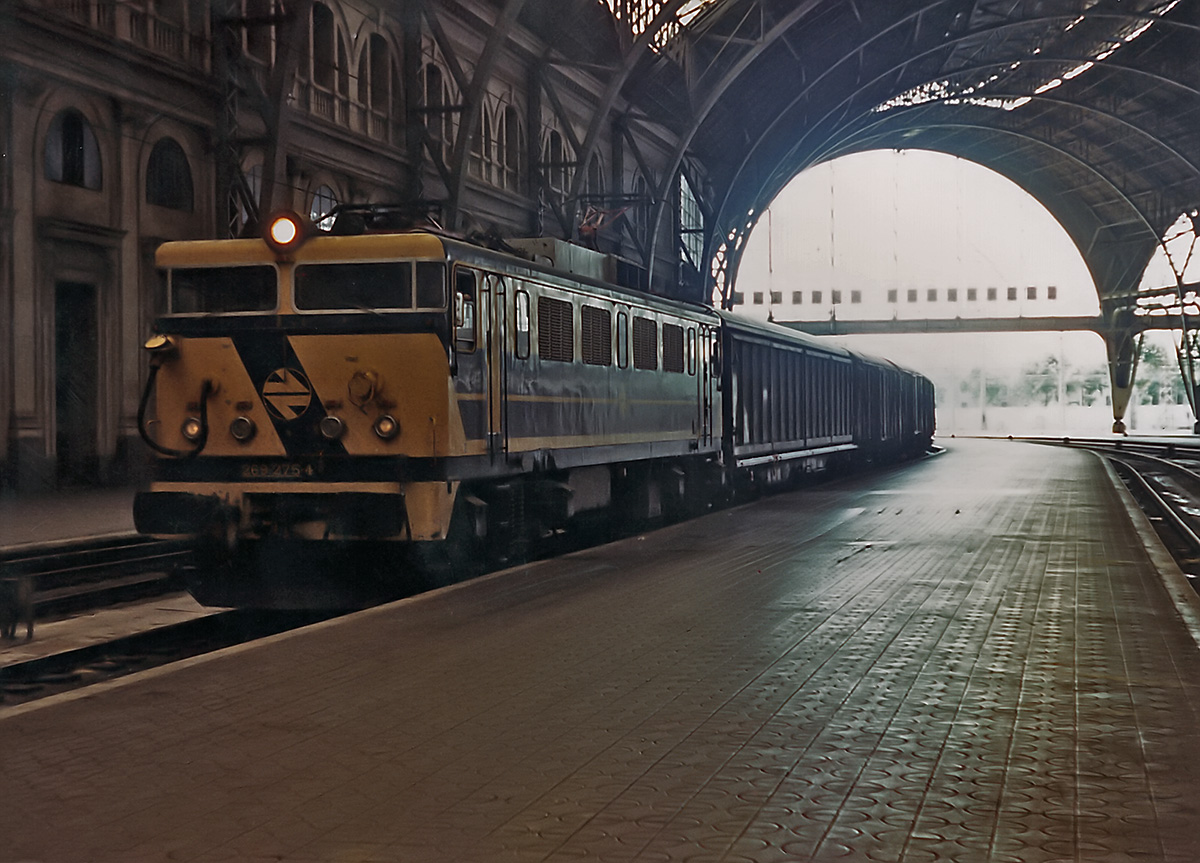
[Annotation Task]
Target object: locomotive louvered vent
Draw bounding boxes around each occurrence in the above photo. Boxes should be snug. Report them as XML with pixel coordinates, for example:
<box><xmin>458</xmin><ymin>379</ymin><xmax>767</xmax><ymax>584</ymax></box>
<box><xmin>633</xmin><ymin>316</ymin><xmax>657</xmax><ymax>370</ymax></box>
<box><xmin>538</xmin><ymin>296</ymin><xmax>574</xmax><ymax>362</ymax></box>
<box><xmin>662</xmin><ymin>323</ymin><xmax>684</xmax><ymax>373</ymax></box>
<box><xmin>581</xmin><ymin>305</ymin><xmax>612</xmax><ymax>366</ymax></box>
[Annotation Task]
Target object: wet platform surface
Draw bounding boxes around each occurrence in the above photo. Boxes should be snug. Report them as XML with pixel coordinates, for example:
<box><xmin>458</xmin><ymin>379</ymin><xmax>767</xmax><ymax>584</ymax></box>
<box><xmin>2</xmin><ymin>439</ymin><xmax>1199</xmax><ymax>863</ymax></box>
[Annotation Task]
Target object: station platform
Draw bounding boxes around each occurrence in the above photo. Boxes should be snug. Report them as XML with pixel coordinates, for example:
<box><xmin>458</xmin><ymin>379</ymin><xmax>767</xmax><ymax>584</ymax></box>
<box><xmin>2</xmin><ymin>438</ymin><xmax>1200</xmax><ymax>863</ymax></box>
<box><xmin>0</xmin><ymin>483</ymin><xmax>138</xmax><ymax>548</ymax></box>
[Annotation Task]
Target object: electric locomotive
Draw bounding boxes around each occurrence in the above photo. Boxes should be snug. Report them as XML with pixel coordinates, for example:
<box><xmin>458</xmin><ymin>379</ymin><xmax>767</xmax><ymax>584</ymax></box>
<box><xmin>135</xmin><ymin>207</ymin><xmax>933</xmax><ymax>608</ymax></box>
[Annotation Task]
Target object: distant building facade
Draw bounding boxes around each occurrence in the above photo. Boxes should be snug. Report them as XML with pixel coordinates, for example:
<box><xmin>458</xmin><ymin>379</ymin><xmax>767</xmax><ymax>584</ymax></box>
<box><xmin>0</xmin><ymin>0</ymin><xmax>697</xmax><ymax>490</ymax></box>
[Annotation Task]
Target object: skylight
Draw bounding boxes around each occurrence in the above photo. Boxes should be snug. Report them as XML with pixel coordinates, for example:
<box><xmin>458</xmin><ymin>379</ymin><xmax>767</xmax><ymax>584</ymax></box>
<box><xmin>601</xmin><ymin>0</ymin><xmax>720</xmax><ymax>50</ymax></box>
<box><xmin>873</xmin><ymin>2</ymin><xmax>1180</xmax><ymax>115</ymax></box>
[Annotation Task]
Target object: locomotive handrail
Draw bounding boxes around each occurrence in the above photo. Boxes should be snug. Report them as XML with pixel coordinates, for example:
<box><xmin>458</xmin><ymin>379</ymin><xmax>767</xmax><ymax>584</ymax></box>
<box><xmin>136</xmin><ymin>366</ymin><xmax>213</xmax><ymax>459</ymax></box>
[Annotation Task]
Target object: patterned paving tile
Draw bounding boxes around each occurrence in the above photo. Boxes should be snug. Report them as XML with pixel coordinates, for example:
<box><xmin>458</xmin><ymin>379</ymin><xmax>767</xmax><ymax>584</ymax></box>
<box><xmin>1</xmin><ymin>440</ymin><xmax>1199</xmax><ymax>861</ymax></box>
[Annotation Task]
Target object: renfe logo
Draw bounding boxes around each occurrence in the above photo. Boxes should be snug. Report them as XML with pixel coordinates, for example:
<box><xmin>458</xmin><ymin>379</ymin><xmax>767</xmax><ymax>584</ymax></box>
<box><xmin>261</xmin><ymin>368</ymin><xmax>314</xmax><ymax>421</ymax></box>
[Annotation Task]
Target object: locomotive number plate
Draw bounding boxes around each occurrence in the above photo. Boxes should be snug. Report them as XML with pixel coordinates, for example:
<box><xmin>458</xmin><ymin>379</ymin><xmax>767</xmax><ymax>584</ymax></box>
<box><xmin>240</xmin><ymin>462</ymin><xmax>317</xmax><ymax>480</ymax></box>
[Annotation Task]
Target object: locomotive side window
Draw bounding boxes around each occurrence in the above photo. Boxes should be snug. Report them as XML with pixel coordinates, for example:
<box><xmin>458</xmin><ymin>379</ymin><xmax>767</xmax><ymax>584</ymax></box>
<box><xmin>581</xmin><ymin>305</ymin><xmax>612</xmax><ymax>366</ymax></box>
<box><xmin>416</xmin><ymin>262</ymin><xmax>447</xmax><ymax>308</ymax></box>
<box><xmin>169</xmin><ymin>266</ymin><xmax>277</xmax><ymax>314</ymax></box>
<box><xmin>514</xmin><ymin>290</ymin><xmax>531</xmax><ymax>359</ymax></box>
<box><xmin>616</xmin><ymin>311</ymin><xmax>629</xmax><ymax>368</ymax></box>
<box><xmin>538</xmin><ymin>295</ymin><xmax>574</xmax><ymax>363</ymax></box>
<box><xmin>687</xmin><ymin>327</ymin><xmax>696</xmax><ymax>375</ymax></box>
<box><xmin>662</xmin><ymin>323</ymin><xmax>684</xmax><ymax>373</ymax></box>
<box><xmin>295</xmin><ymin>261</ymin><xmax>412</xmax><ymax>310</ymax></box>
<box><xmin>633</xmin><ymin>316</ymin><xmax>657</xmax><ymax>370</ymax></box>
<box><xmin>454</xmin><ymin>268</ymin><xmax>477</xmax><ymax>352</ymax></box>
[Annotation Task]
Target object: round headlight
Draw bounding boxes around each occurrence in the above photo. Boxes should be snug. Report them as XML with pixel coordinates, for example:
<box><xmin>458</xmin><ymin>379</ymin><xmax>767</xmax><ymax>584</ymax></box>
<box><xmin>319</xmin><ymin>415</ymin><xmax>345</xmax><ymax>440</ymax></box>
<box><xmin>269</xmin><ymin>215</ymin><xmax>298</xmax><ymax>246</ymax></box>
<box><xmin>229</xmin><ymin>416</ymin><xmax>256</xmax><ymax>442</ymax></box>
<box><xmin>373</xmin><ymin>414</ymin><xmax>400</xmax><ymax>440</ymax></box>
<box><xmin>181</xmin><ymin>417</ymin><xmax>203</xmax><ymax>441</ymax></box>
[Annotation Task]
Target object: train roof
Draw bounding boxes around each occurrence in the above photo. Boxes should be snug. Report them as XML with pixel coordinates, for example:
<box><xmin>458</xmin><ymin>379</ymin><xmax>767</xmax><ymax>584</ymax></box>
<box><xmin>715</xmin><ymin>309</ymin><xmax>929</xmax><ymax>379</ymax></box>
<box><xmin>156</xmin><ymin>233</ymin><xmax>449</xmax><ymax>267</ymax></box>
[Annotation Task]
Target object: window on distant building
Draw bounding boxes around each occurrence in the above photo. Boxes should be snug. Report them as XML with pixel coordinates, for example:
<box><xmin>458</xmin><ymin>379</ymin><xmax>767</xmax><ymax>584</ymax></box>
<box><xmin>927</xmin><ymin>289</ymin><xmax>937</xmax><ymax>302</ymax></box>
<box><xmin>146</xmin><ymin>137</ymin><xmax>193</xmax><ymax>211</ymax></box>
<box><xmin>967</xmin><ymin>288</ymin><xmax>977</xmax><ymax>301</ymax></box>
<box><xmin>812</xmin><ymin>291</ymin><xmax>822</xmax><ymax>304</ymax></box>
<box><xmin>45</xmin><ymin>108</ymin><xmax>102</xmax><ymax>189</ymax></box>
<box><xmin>987</xmin><ymin>288</ymin><xmax>998</xmax><ymax>301</ymax></box>
<box><xmin>752</xmin><ymin>291</ymin><xmax>763</xmax><ymax>304</ymax></box>
<box><xmin>887</xmin><ymin>289</ymin><xmax>897</xmax><ymax>303</ymax></box>
<box><xmin>769</xmin><ymin>291</ymin><xmax>782</xmax><ymax>304</ymax></box>
<box><xmin>310</xmin><ymin>184</ymin><xmax>338</xmax><ymax>230</ymax></box>
<box><xmin>1027</xmin><ymin>286</ymin><xmax>1037</xmax><ymax>300</ymax></box>
<box><xmin>792</xmin><ymin>291</ymin><xmax>803</xmax><ymax>304</ymax></box>
<box><xmin>1047</xmin><ymin>285</ymin><xmax>1057</xmax><ymax>300</ymax></box>
<box><xmin>831</xmin><ymin>290</ymin><xmax>842</xmax><ymax>305</ymax></box>
<box><xmin>850</xmin><ymin>290</ymin><xmax>861</xmax><ymax>304</ymax></box>
<box><xmin>1008</xmin><ymin>287</ymin><xmax>1018</xmax><ymax>301</ymax></box>
<box><xmin>731</xmin><ymin>291</ymin><xmax>745</xmax><ymax>304</ymax></box>
<box><xmin>947</xmin><ymin>288</ymin><xmax>958</xmax><ymax>302</ymax></box>
<box><xmin>907</xmin><ymin>289</ymin><xmax>917</xmax><ymax>303</ymax></box>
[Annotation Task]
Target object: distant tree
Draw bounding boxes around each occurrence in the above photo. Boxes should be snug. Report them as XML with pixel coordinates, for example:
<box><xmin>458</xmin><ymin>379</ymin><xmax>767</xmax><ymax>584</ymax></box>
<box><xmin>1137</xmin><ymin>341</ymin><xmax>1186</xmax><ymax>406</ymax></box>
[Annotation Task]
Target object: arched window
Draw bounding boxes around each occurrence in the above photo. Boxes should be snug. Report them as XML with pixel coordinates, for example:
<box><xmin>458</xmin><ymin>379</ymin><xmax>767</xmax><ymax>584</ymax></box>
<box><xmin>422</xmin><ymin>62</ymin><xmax>454</xmax><ymax>163</ymax></box>
<box><xmin>368</xmin><ymin>34</ymin><xmax>390</xmax><ymax>111</ymax></box>
<box><xmin>543</xmin><ymin>129</ymin><xmax>571</xmax><ymax>195</ymax></box>
<box><xmin>503</xmin><ymin>105</ymin><xmax>523</xmax><ymax>191</ymax></box>
<box><xmin>632</xmin><ymin>171</ymin><xmax>649</xmax><ymax>240</ymax></box>
<box><xmin>586</xmin><ymin>154</ymin><xmax>604</xmax><ymax>200</ymax></box>
<box><xmin>310</xmin><ymin>184</ymin><xmax>338</xmax><ymax>230</ymax></box>
<box><xmin>245</xmin><ymin>0</ymin><xmax>275</xmax><ymax>63</ymax></box>
<box><xmin>312</xmin><ymin>3</ymin><xmax>336</xmax><ymax>90</ymax></box>
<box><xmin>471</xmin><ymin>107</ymin><xmax>492</xmax><ymax>180</ymax></box>
<box><xmin>679</xmin><ymin>173</ymin><xmax>704</xmax><ymax>268</ymax></box>
<box><xmin>146</xmin><ymin>137</ymin><xmax>194</xmax><ymax>211</ymax></box>
<box><xmin>45</xmin><ymin>109</ymin><xmax>102</xmax><ymax>190</ymax></box>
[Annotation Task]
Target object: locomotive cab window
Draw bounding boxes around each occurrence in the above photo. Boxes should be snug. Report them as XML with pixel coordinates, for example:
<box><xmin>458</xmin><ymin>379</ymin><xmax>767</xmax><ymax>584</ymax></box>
<box><xmin>169</xmin><ymin>266</ymin><xmax>277</xmax><ymax>314</ymax></box>
<box><xmin>416</xmin><ymin>262</ymin><xmax>447</xmax><ymax>309</ymax></box>
<box><xmin>454</xmin><ymin>268</ymin><xmax>477</xmax><ymax>352</ymax></box>
<box><xmin>295</xmin><ymin>261</ymin><xmax>413</xmax><ymax>310</ymax></box>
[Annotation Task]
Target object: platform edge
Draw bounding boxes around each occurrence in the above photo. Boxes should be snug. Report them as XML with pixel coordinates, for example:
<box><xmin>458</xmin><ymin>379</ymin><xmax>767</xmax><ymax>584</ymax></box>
<box><xmin>1099</xmin><ymin>454</ymin><xmax>1200</xmax><ymax>652</ymax></box>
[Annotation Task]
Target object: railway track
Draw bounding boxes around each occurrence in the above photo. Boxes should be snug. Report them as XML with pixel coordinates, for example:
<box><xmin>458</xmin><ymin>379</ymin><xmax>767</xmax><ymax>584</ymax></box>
<box><xmin>0</xmin><ymin>533</ymin><xmax>196</xmax><ymax>633</ymax></box>
<box><xmin>0</xmin><ymin>609</ymin><xmax>334</xmax><ymax>707</ymax></box>
<box><xmin>1016</xmin><ymin>436</ymin><xmax>1200</xmax><ymax>587</ymax></box>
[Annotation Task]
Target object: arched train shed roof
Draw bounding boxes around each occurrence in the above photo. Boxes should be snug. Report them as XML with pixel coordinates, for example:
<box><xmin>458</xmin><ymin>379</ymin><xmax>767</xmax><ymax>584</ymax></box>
<box><xmin>516</xmin><ymin>0</ymin><xmax>1200</xmax><ymax>311</ymax></box>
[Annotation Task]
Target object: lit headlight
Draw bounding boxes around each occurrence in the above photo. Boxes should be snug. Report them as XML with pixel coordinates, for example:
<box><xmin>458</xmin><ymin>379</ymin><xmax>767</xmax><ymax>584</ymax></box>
<box><xmin>319</xmin><ymin>415</ymin><xmax>345</xmax><ymax>440</ymax></box>
<box><xmin>373</xmin><ymin>414</ymin><xmax>400</xmax><ymax>440</ymax></box>
<box><xmin>181</xmin><ymin>417</ymin><xmax>203</xmax><ymax>441</ymax></box>
<box><xmin>229</xmin><ymin>416</ymin><xmax>256</xmax><ymax>442</ymax></box>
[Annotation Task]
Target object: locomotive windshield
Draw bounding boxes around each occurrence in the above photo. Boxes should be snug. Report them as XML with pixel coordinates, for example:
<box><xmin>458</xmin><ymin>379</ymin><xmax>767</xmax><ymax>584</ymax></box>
<box><xmin>294</xmin><ymin>261</ymin><xmax>446</xmax><ymax>311</ymax></box>
<box><xmin>169</xmin><ymin>266</ymin><xmax>277</xmax><ymax>314</ymax></box>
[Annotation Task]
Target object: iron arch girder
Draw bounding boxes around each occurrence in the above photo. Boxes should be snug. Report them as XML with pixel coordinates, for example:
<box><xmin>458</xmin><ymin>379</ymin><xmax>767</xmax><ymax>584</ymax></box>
<box><xmin>640</xmin><ymin>0</ymin><xmax>843</xmax><ymax>291</ymax></box>
<box><xmin>809</xmin><ymin>93</ymin><xmax>1200</xmax><ymax>237</ymax></box>
<box><xmin>655</xmin><ymin>2</ymin><xmax>1067</xmax><ymax>293</ymax></box>
<box><xmin>700</xmin><ymin>23</ymin><xmax>1199</xmax><ymax>306</ymax></box>
<box><xmin>563</xmin><ymin>0</ymin><xmax>693</xmax><ymax>214</ymax></box>
<box><xmin>446</xmin><ymin>0</ymin><xmax>530</xmax><ymax>229</ymax></box>
<box><xmin>720</xmin><ymin>121</ymin><xmax>1161</xmax><ymax>314</ymax></box>
<box><xmin>702</xmin><ymin>13</ymin><xmax>1200</xmax><ymax>254</ymax></box>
